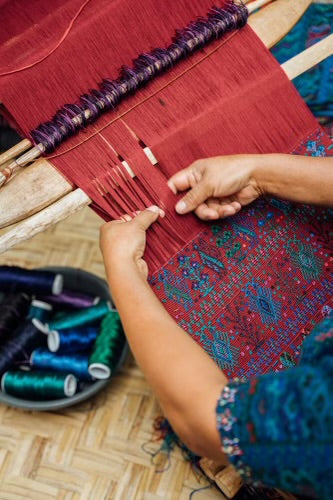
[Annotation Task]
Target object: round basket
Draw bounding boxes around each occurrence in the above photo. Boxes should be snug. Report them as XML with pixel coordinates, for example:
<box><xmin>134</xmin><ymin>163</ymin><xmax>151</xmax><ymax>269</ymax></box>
<box><xmin>0</xmin><ymin>266</ymin><xmax>128</xmax><ymax>411</ymax></box>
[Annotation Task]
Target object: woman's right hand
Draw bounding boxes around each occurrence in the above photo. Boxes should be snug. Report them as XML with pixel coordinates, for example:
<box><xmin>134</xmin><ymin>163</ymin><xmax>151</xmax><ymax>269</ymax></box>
<box><xmin>167</xmin><ymin>155</ymin><xmax>263</xmax><ymax>220</ymax></box>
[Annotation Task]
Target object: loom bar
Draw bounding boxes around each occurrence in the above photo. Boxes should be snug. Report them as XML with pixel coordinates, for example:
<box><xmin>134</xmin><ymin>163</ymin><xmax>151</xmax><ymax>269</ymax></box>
<box><xmin>282</xmin><ymin>34</ymin><xmax>333</xmax><ymax>81</ymax></box>
<box><xmin>0</xmin><ymin>138</ymin><xmax>31</xmax><ymax>166</ymax></box>
<box><xmin>0</xmin><ymin>188</ymin><xmax>90</xmax><ymax>254</ymax></box>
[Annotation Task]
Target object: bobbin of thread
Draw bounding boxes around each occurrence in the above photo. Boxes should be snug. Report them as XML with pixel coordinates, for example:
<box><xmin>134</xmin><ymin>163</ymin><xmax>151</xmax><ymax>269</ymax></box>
<box><xmin>88</xmin><ymin>363</ymin><xmax>111</xmax><ymax>380</ymax></box>
<box><xmin>33</xmin><ymin>318</ymin><xmax>50</xmax><ymax>334</ymax></box>
<box><xmin>29</xmin><ymin>300</ymin><xmax>53</xmax><ymax>328</ymax></box>
<box><xmin>1</xmin><ymin>372</ymin><xmax>77</xmax><ymax>398</ymax></box>
<box><xmin>52</xmin><ymin>274</ymin><xmax>64</xmax><ymax>295</ymax></box>
<box><xmin>63</xmin><ymin>374</ymin><xmax>77</xmax><ymax>397</ymax></box>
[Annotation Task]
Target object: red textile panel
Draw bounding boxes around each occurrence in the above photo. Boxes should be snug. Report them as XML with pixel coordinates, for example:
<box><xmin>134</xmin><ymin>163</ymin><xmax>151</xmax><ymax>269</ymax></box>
<box><xmin>0</xmin><ymin>0</ymin><xmax>219</xmax><ymax>133</ymax></box>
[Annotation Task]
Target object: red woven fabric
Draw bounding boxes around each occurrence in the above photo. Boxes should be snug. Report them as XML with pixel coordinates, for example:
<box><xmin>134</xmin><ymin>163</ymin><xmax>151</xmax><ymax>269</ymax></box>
<box><xmin>1</xmin><ymin>0</ymin><xmax>332</xmax><ymax>378</ymax></box>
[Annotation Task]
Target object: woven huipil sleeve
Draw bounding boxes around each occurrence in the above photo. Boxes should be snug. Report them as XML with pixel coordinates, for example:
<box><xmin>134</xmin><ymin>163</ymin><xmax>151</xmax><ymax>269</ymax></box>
<box><xmin>216</xmin><ymin>314</ymin><xmax>333</xmax><ymax>499</ymax></box>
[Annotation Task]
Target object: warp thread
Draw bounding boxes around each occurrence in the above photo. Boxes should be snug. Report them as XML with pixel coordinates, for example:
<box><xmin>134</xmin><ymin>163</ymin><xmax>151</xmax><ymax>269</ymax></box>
<box><xmin>0</xmin><ymin>266</ymin><xmax>63</xmax><ymax>296</ymax></box>
<box><xmin>31</xmin><ymin>348</ymin><xmax>92</xmax><ymax>381</ymax></box>
<box><xmin>88</xmin><ymin>311</ymin><xmax>125</xmax><ymax>379</ymax></box>
<box><xmin>30</xmin><ymin>0</ymin><xmax>248</xmax><ymax>152</ymax></box>
<box><xmin>1</xmin><ymin>371</ymin><xmax>77</xmax><ymax>399</ymax></box>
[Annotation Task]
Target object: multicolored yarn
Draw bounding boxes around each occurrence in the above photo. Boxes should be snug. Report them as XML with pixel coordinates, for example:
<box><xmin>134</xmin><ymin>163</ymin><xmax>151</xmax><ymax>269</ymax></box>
<box><xmin>30</xmin><ymin>0</ymin><xmax>248</xmax><ymax>152</ymax></box>
<box><xmin>272</xmin><ymin>3</ymin><xmax>333</xmax><ymax>130</ymax></box>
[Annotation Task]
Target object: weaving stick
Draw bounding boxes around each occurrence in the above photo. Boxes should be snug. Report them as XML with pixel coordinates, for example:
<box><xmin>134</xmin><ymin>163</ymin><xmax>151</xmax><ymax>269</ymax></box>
<box><xmin>0</xmin><ymin>0</ymin><xmax>311</xmax><ymax>185</ymax></box>
<box><xmin>0</xmin><ymin>34</ymin><xmax>331</xmax><ymax>253</ymax></box>
<box><xmin>0</xmin><ymin>0</ymin><xmax>313</xmax><ymax>231</ymax></box>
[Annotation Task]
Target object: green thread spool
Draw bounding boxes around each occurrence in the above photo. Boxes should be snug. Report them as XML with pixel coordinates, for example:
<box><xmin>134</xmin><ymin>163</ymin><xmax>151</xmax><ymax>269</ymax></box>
<box><xmin>44</xmin><ymin>300</ymin><xmax>111</xmax><ymax>333</ymax></box>
<box><xmin>1</xmin><ymin>371</ymin><xmax>77</xmax><ymax>400</ymax></box>
<box><xmin>88</xmin><ymin>310</ymin><xmax>125</xmax><ymax>379</ymax></box>
<box><xmin>28</xmin><ymin>300</ymin><xmax>53</xmax><ymax>328</ymax></box>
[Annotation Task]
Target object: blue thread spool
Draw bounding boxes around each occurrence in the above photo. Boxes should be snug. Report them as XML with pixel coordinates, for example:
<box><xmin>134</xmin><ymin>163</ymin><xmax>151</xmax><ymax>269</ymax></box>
<box><xmin>31</xmin><ymin>349</ymin><xmax>92</xmax><ymax>381</ymax></box>
<box><xmin>47</xmin><ymin>327</ymin><xmax>98</xmax><ymax>353</ymax></box>
<box><xmin>0</xmin><ymin>266</ymin><xmax>63</xmax><ymax>295</ymax></box>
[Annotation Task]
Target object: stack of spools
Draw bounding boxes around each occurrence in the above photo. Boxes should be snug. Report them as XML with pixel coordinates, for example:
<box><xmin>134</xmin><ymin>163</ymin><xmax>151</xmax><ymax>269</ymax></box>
<box><xmin>0</xmin><ymin>266</ymin><xmax>126</xmax><ymax>404</ymax></box>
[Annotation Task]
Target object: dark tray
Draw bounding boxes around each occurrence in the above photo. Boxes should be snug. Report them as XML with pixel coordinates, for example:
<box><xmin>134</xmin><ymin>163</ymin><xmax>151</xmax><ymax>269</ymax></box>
<box><xmin>0</xmin><ymin>267</ymin><xmax>128</xmax><ymax>411</ymax></box>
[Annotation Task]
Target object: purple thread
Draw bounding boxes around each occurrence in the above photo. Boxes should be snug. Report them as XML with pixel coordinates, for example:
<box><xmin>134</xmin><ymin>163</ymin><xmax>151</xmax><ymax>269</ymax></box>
<box><xmin>30</xmin><ymin>1</ymin><xmax>248</xmax><ymax>152</ymax></box>
<box><xmin>39</xmin><ymin>289</ymin><xmax>98</xmax><ymax>309</ymax></box>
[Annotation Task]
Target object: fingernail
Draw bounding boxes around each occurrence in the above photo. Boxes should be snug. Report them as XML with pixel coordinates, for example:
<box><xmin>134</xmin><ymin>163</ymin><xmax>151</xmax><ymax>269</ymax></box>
<box><xmin>175</xmin><ymin>200</ymin><xmax>187</xmax><ymax>214</ymax></box>
<box><xmin>167</xmin><ymin>181</ymin><xmax>177</xmax><ymax>195</ymax></box>
<box><xmin>147</xmin><ymin>205</ymin><xmax>160</xmax><ymax>214</ymax></box>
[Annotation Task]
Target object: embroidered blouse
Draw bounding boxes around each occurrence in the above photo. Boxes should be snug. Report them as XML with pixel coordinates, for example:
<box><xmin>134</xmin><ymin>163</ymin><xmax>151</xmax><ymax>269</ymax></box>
<box><xmin>216</xmin><ymin>313</ymin><xmax>333</xmax><ymax>499</ymax></box>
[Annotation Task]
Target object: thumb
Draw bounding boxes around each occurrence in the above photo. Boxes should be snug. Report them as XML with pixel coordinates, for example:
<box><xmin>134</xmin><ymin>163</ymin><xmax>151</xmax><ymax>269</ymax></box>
<box><xmin>133</xmin><ymin>206</ymin><xmax>164</xmax><ymax>230</ymax></box>
<box><xmin>175</xmin><ymin>182</ymin><xmax>210</xmax><ymax>214</ymax></box>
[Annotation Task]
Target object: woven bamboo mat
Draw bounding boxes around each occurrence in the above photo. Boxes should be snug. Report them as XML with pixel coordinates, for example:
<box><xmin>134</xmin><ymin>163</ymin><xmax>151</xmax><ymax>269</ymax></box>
<box><xmin>0</xmin><ymin>208</ymin><xmax>224</xmax><ymax>500</ymax></box>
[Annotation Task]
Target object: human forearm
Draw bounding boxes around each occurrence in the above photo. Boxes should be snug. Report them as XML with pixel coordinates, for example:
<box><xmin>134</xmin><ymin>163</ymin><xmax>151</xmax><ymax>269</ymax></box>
<box><xmin>106</xmin><ymin>259</ymin><xmax>227</xmax><ymax>461</ymax></box>
<box><xmin>254</xmin><ymin>154</ymin><xmax>333</xmax><ymax>206</ymax></box>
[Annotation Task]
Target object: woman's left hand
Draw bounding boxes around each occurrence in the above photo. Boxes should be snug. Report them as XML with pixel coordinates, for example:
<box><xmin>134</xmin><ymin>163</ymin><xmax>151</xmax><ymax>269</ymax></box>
<box><xmin>100</xmin><ymin>206</ymin><xmax>165</xmax><ymax>280</ymax></box>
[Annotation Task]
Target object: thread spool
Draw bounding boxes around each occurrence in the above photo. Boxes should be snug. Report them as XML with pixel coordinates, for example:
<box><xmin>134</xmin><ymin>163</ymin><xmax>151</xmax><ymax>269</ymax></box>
<box><xmin>31</xmin><ymin>349</ymin><xmax>92</xmax><ymax>381</ymax></box>
<box><xmin>45</xmin><ymin>300</ymin><xmax>111</xmax><ymax>332</ymax></box>
<box><xmin>0</xmin><ymin>293</ymin><xmax>30</xmax><ymax>341</ymax></box>
<box><xmin>1</xmin><ymin>371</ymin><xmax>77</xmax><ymax>399</ymax></box>
<box><xmin>0</xmin><ymin>266</ymin><xmax>63</xmax><ymax>295</ymax></box>
<box><xmin>28</xmin><ymin>300</ymin><xmax>53</xmax><ymax>328</ymax></box>
<box><xmin>48</xmin><ymin>326</ymin><xmax>98</xmax><ymax>353</ymax></box>
<box><xmin>0</xmin><ymin>321</ymin><xmax>45</xmax><ymax>375</ymax></box>
<box><xmin>39</xmin><ymin>289</ymin><xmax>99</xmax><ymax>309</ymax></box>
<box><xmin>89</xmin><ymin>310</ymin><xmax>125</xmax><ymax>379</ymax></box>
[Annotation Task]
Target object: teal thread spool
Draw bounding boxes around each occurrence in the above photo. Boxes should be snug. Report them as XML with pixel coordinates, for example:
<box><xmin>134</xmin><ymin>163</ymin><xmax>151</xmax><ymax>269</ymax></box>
<box><xmin>46</xmin><ymin>300</ymin><xmax>111</xmax><ymax>332</ymax></box>
<box><xmin>28</xmin><ymin>300</ymin><xmax>53</xmax><ymax>328</ymax></box>
<box><xmin>89</xmin><ymin>310</ymin><xmax>125</xmax><ymax>379</ymax></box>
<box><xmin>1</xmin><ymin>371</ymin><xmax>77</xmax><ymax>400</ymax></box>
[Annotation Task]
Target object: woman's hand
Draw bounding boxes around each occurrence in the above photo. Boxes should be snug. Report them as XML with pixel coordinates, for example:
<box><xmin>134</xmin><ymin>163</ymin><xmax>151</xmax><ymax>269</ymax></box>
<box><xmin>100</xmin><ymin>206</ymin><xmax>164</xmax><ymax>280</ymax></box>
<box><xmin>167</xmin><ymin>155</ymin><xmax>263</xmax><ymax>220</ymax></box>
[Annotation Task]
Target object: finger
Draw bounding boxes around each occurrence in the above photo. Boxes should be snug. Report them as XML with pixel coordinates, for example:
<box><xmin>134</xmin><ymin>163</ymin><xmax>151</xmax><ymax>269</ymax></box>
<box><xmin>133</xmin><ymin>206</ymin><xmax>164</xmax><ymax>230</ymax></box>
<box><xmin>120</xmin><ymin>214</ymin><xmax>132</xmax><ymax>222</ymax></box>
<box><xmin>195</xmin><ymin>203</ymin><xmax>220</xmax><ymax>220</ymax></box>
<box><xmin>217</xmin><ymin>204</ymin><xmax>238</xmax><ymax>218</ymax></box>
<box><xmin>175</xmin><ymin>180</ymin><xmax>211</xmax><ymax>215</ymax></box>
<box><xmin>167</xmin><ymin>163</ymin><xmax>202</xmax><ymax>194</ymax></box>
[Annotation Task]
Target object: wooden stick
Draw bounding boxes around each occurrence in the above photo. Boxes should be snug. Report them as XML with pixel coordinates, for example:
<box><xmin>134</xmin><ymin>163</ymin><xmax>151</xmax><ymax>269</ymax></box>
<box><xmin>0</xmin><ymin>34</ymin><xmax>331</xmax><ymax>254</ymax></box>
<box><xmin>0</xmin><ymin>159</ymin><xmax>73</xmax><ymax>227</ymax></box>
<box><xmin>282</xmin><ymin>33</ymin><xmax>333</xmax><ymax>81</ymax></box>
<box><xmin>0</xmin><ymin>189</ymin><xmax>90</xmax><ymax>253</ymax></box>
<box><xmin>0</xmin><ymin>138</ymin><xmax>31</xmax><ymax>166</ymax></box>
<box><xmin>0</xmin><ymin>0</ymin><xmax>309</xmax><ymax>188</ymax></box>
